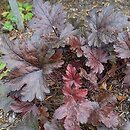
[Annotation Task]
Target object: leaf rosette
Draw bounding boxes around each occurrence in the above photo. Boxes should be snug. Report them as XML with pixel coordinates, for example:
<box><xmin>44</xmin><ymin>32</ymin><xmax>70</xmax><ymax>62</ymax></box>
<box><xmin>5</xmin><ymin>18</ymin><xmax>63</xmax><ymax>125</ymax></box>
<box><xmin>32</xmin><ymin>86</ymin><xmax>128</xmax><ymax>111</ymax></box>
<box><xmin>0</xmin><ymin>35</ymin><xmax>64</xmax><ymax>102</ymax></box>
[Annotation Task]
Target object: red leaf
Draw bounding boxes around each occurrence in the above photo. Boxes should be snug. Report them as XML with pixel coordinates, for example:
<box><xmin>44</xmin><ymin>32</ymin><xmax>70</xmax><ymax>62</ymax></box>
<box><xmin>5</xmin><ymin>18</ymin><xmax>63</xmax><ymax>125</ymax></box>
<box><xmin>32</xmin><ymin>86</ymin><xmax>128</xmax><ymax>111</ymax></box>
<box><xmin>89</xmin><ymin>103</ymin><xmax>119</xmax><ymax>128</ymax></box>
<box><xmin>63</xmin><ymin>64</ymin><xmax>82</xmax><ymax>88</ymax></box>
<box><xmin>99</xmin><ymin>104</ymin><xmax>119</xmax><ymax>128</ymax></box>
<box><xmin>69</xmin><ymin>36</ymin><xmax>85</xmax><ymax>57</ymax></box>
<box><xmin>54</xmin><ymin>97</ymin><xmax>93</xmax><ymax>130</ymax></box>
<box><xmin>63</xmin><ymin>86</ymin><xmax>88</xmax><ymax>102</ymax></box>
<box><xmin>79</xmin><ymin>68</ymin><xmax>97</xmax><ymax>86</ymax></box>
<box><xmin>54</xmin><ymin>64</ymin><xmax>93</xmax><ymax>130</ymax></box>
<box><xmin>82</xmin><ymin>46</ymin><xmax>108</xmax><ymax>73</ymax></box>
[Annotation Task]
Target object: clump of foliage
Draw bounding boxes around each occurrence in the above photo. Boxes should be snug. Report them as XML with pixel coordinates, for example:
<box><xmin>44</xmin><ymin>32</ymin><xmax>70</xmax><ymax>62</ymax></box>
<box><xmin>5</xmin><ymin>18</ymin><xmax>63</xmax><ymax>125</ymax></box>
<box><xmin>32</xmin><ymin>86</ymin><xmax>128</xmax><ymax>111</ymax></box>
<box><xmin>2</xmin><ymin>2</ymin><xmax>33</xmax><ymax>31</ymax></box>
<box><xmin>0</xmin><ymin>0</ymin><xmax>130</xmax><ymax>130</ymax></box>
<box><xmin>54</xmin><ymin>64</ymin><xmax>94</xmax><ymax>130</ymax></box>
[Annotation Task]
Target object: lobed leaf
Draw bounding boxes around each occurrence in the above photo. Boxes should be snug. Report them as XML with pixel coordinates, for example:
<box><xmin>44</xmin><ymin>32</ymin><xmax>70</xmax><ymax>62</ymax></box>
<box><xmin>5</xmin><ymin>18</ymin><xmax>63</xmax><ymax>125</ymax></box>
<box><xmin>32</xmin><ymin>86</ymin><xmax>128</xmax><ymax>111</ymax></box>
<box><xmin>123</xmin><ymin>122</ymin><xmax>130</xmax><ymax>130</ymax></box>
<box><xmin>89</xmin><ymin>103</ymin><xmax>118</xmax><ymax>128</ymax></box>
<box><xmin>89</xmin><ymin>91</ymin><xmax>118</xmax><ymax>128</ymax></box>
<box><xmin>69</xmin><ymin>36</ymin><xmax>85</xmax><ymax>57</ymax></box>
<box><xmin>54</xmin><ymin>97</ymin><xmax>94</xmax><ymax>130</ymax></box>
<box><xmin>54</xmin><ymin>64</ymin><xmax>94</xmax><ymax>130</ymax></box>
<box><xmin>29</xmin><ymin>0</ymin><xmax>76</xmax><ymax>47</ymax></box>
<box><xmin>86</xmin><ymin>6</ymin><xmax>129</xmax><ymax>47</ymax></box>
<box><xmin>0</xmin><ymin>35</ymin><xmax>64</xmax><ymax>102</ymax></box>
<box><xmin>99</xmin><ymin>104</ymin><xmax>119</xmax><ymax>128</ymax></box>
<box><xmin>63</xmin><ymin>64</ymin><xmax>82</xmax><ymax>88</ymax></box>
<box><xmin>14</xmin><ymin>112</ymin><xmax>39</xmax><ymax>130</ymax></box>
<box><xmin>82</xmin><ymin>46</ymin><xmax>108</xmax><ymax>73</ymax></box>
<box><xmin>10</xmin><ymin>101</ymin><xmax>39</xmax><ymax>117</ymax></box>
<box><xmin>0</xmin><ymin>82</ymin><xmax>12</xmax><ymax>112</ymax></box>
<box><xmin>44</xmin><ymin>119</ymin><xmax>63</xmax><ymax>130</ymax></box>
<box><xmin>63</xmin><ymin>86</ymin><xmax>88</xmax><ymax>102</ymax></box>
<box><xmin>114</xmin><ymin>31</ymin><xmax>130</xmax><ymax>59</ymax></box>
<box><xmin>79</xmin><ymin>67</ymin><xmax>97</xmax><ymax>86</ymax></box>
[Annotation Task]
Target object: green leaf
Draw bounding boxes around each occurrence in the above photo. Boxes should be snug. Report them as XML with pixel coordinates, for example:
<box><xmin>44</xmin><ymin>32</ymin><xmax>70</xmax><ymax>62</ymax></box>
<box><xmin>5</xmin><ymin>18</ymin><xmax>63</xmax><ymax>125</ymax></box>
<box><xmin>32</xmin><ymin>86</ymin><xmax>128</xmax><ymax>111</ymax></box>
<box><xmin>1</xmin><ymin>11</ymin><xmax>9</xmax><ymax>17</ymax></box>
<box><xmin>24</xmin><ymin>13</ymin><xmax>33</xmax><ymax>21</ymax></box>
<box><xmin>17</xmin><ymin>2</ymin><xmax>23</xmax><ymax>8</ymax></box>
<box><xmin>0</xmin><ymin>60</ymin><xmax>10</xmax><ymax>80</ymax></box>
<box><xmin>0</xmin><ymin>61</ymin><xmax>6</xmax><ymax>70</ymax></box>
<box><xmin>10</xmin><ymin>16</ymin><xmax>18</xmax><ymax>23</ymax></box>
<box><xmin>2</xmin><ymin>21</ymin><xmax>13</xmax><ymax>31</ymax></box>
<box><xmin>6</xmin><ymin>11</ymin><xmax>17</xmax><ymax>23</ymax></box>
<box><xmin>0</xmin><ymin>68</ymin><xmax>10</xmax><ymax>80</ymax></box>
<box><xmin>19</xmin><ymin>7</ymin><xmax>25</xmax><ymax>12</ymax></box>
<box><xmin>23</xmin><ymin>3</ymin><xmax>32</xmax><ymax>11</ymax></box>
<box><xmin>6</xmin><ymin>12</ymin><xmax>14</xmax><ymax>20</ymax></box>
<box><xmin>21</xmin><ymin>13</ymin><xmax>25</xmax><ymax>21</ymax></box>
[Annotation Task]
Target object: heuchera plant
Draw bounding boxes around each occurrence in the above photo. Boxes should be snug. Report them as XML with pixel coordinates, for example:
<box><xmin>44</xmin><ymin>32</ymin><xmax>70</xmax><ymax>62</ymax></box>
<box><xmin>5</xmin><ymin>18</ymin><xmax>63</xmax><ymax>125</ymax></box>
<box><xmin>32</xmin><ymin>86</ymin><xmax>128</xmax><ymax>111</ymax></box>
<box><xmin>54</xmin><ymin>64</ymin><xmax>93</xmax><ymax>130</ymax></box>
<box><xmin>0</xmin><ymin>0</ymin><xmax>130</xmax><ymax>130</ymax></box>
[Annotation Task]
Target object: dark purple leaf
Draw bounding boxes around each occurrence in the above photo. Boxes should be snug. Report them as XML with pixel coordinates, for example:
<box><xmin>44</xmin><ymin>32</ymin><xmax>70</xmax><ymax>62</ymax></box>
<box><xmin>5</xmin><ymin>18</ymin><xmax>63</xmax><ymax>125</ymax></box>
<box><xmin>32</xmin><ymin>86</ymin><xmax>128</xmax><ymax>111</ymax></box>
<box><xmin>123</xmin><ymin>122</ymin><xmax>130</xmax><ymax>130</ymax></box>
<box><xmin>0</xmin><ymin>82</ymin><xmax>13</xmax><ymax>112</ymax></box>
<box><xmin>89</xmin><ymin>103</ymin><xmax>119</xmax><ymax>128</ymax></box>
<box><xmin>86</xmin><ymin>6</ymin><xmax>129</xmax><ymax>47</ymax></box>
<box><xmin>29</xmin><ymin>0</ymin><xmax>76</xmax><ymax>48</ymax></box>
<box><xmin>14</xmin><ymin>112</ymin><xmax>39</xmax><ymax>130</ymax></box>
<box><xmin>44</xmin><ymin>119</ymin><xmax>63</xmax><ymax>130</ymax></box>
<box><xmin>10</xmin><ymin>101</ymin><xmax>39</xmax><ymax>117</ymax></box>
<box><xmin>114</xmin><ymin>31</ymin><xmax>130</xmax><ymax>59</ymax></box>
<box><xmin>31</xmin><ymin>0</ymin><xmax>66</xmax><ymax>35</ymax></box>
<box><xmin>0</xmin><ymin>35</ymin><xmax>64</xmax><ymax>102</ymax></box>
